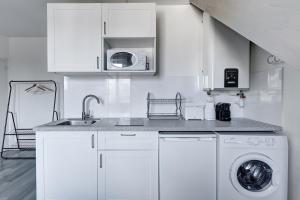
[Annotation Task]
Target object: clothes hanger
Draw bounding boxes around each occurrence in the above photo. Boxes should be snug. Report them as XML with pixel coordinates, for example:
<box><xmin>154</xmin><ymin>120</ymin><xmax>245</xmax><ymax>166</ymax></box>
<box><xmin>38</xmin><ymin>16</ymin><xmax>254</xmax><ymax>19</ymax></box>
<box><xmin>25</xmin><ymin>84</ymin><xmax>37</xmax><ymax>92</ymax></box>
<box><xmin>36</xmin><ymin>85</ymin><xmax>46</xmax><ymax>91</ymax></box>
<box><xmin>38</xmin><ymin>84</ymin><xmax>54</xmax><ymax>92</ymax></box>
<box><xmin>25</xmin><ymin>83</ymin><xmax>53</xmax><ymax>93</ymax></box>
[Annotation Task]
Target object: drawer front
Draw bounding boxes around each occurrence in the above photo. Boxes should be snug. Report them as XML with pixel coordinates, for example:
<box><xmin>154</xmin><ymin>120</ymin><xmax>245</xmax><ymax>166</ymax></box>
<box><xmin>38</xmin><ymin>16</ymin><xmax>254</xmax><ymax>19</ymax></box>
<box><xmin>98</xmin><ymin>131</ymin><xmax>158</xmax><ymax>150</ymax></box>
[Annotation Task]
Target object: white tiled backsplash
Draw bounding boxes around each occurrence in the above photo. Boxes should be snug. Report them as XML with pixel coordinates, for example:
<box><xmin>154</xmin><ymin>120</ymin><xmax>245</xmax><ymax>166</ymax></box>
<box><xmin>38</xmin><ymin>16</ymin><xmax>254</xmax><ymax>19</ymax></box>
<box><xmin>63</xmin><ymin>76</ymin><xmax>244</xmax><ymax>119</ymax></box>
<box><xmin>244</xmin><ymin>45</ymin><xmax>283</xmax><ymax>125</ymax></box>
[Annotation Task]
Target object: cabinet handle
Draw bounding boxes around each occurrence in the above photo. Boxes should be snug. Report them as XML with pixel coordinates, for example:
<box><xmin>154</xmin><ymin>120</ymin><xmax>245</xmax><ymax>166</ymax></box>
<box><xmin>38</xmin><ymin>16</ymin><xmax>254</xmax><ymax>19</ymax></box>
<box><xmin>104</xmin><ymin>21</ymin><xmax>107</xmax><ymax>35</ymax></box>
<box><xmin>91</xmin><ymin>134</ymin><xmax>95</xmax><ymax>149</ymax></box>
<box><xmin>97</xmin><ymin>56</ymin><xmax>100</xmax><ymax>70</ymax></box>
<box><xmin>100</xmin><ymin>153</ymin><xmax>103</xmax><ymax>168</ymax></box>
<box><xmin>120</xmin><ymin>133</ymin><xmax>136</xmax><ymax>137</ymax></box>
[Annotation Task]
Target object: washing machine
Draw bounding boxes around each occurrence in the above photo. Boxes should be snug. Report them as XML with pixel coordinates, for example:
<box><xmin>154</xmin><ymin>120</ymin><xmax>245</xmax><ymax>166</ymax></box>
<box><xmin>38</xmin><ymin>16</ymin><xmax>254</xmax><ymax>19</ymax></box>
<box><xmin>217</xmin><ymin>132</ymin><xmax>288</xmax><ymax>200</ymax></box>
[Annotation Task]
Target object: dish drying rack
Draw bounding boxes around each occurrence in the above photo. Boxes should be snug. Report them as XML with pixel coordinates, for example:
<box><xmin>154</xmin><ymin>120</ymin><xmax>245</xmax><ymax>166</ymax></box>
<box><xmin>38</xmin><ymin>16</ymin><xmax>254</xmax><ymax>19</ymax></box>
<box><xmin>147</xmin><ymin>92</ymin><xmax>184</xmax><ymax>120</ymax></box>
<box><xmin>1</xmin><ymin>80</ymin><xmax>58</xmax><ymax>159</ymax></box>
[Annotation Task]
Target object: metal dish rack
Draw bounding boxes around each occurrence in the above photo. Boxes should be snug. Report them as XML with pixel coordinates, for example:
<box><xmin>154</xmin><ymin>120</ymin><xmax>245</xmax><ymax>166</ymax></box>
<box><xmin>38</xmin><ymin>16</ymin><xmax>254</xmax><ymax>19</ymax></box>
<box><xmin>147</xmin><ymin>92</ymin><xmax>184</xmax><ymax>120</ymax></box>
<box><xmin>1</xmin><ymin>80</ymin><xmax>58</xmax><ymax>159</ymax></box>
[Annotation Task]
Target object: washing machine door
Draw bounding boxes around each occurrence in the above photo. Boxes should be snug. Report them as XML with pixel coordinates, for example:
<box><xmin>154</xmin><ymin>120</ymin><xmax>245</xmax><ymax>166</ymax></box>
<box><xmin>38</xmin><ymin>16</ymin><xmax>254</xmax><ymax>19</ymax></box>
<box><xmin>230</xmin><ymin>153</ymin><xmax>280</xmax><ymax>198</ymax></box>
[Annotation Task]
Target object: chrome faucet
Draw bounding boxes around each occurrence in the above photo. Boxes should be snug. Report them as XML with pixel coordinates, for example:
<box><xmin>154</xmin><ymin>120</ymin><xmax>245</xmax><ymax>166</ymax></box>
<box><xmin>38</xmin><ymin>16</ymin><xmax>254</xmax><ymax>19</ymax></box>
<box><xmin>82</xmin><ymin>94</ymin><xmax>102</xmax><ymax>120</ymax></box>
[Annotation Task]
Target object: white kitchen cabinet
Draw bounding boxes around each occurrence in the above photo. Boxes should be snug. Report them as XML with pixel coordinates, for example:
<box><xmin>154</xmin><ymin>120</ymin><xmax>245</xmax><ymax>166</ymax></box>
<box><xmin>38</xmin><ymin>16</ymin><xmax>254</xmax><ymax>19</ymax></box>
<box><xmin>36</xmin><ymin>131</ymin><xmax>98</xmax><ymax>200</ymax></box>
<box><xmin>159</xmin><ymin>134</ymin><xmax>216</xmax><ymax>200</ymax></box>
<box><xmin>202</xmin><ymin>11</ymin><xmax>250</xmax><ymax>90</ymax></box>
<box><xmin>47</xmin><ymin>4</ymin><xmax>102</xmax><ymax>72</ymax></box>
<box><xmin>98</xmin><ymin>131</ymin><xmax>159</xmax><ymax>200</ymax></box>
<box><xmin>98</xmin><ymin>151</ymin><xmax>158</xmax><ymax>200</ymax></box>
<box><xmin>102</xmin><ymin>3</ymin><xmax>156</xmax><ymax>38</ymax></box>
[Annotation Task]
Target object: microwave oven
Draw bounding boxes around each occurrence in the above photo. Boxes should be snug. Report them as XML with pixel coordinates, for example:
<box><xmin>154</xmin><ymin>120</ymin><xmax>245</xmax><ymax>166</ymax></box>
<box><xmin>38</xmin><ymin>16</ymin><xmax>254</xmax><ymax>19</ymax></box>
<box><xmin>107</xmin><ymin>48</ymin><xmax>149</xmax><ymax>71</ymax></box>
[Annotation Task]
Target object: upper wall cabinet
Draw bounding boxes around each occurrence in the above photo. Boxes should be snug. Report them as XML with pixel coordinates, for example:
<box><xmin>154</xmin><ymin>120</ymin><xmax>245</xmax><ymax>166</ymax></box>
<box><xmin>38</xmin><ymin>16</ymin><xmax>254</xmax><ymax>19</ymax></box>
<box><xmin>102</xmin><ymin>3</ymin><xmax>156</xmax><ymax>38</ymax></box>
<box><xmin>202</xmin><ymin>12</ymin><xmax>250</xmax><ymax>91</ymax></box>
<box><xmin>47</xmin><ymin>3</ymin><xmax>156</xmax><ymax>74</ymax></box>
<box><xmin>47</xmin><ymin>4</ymin><xmax>102</xmax><ymax>72</ymax></box>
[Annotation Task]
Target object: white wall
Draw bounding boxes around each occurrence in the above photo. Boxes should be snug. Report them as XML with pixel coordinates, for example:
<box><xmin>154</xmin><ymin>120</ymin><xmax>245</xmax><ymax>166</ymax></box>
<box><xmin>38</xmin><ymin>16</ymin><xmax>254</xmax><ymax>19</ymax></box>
<box><xmin>282</xmin><ymin>65</ymin><xmax>300</xmax><ymax>200</ymax></box>
<box><xmin>244</xmin><ymin>44</ymin><xmax>283</xmax><ymax>125</ymax></box>
<box><xmin>0</xmin><ymin>35</ymin><xmax>9</xmax><ymax>59</ymax></box>
<box><xmin>7</xmin><ymin>37</ymin><xmax>63</xmax><ymax>128</ymax></box>
<box><xmin>8</xmin><ymin>38</ymin><xmax>59</xmax><ymax>80</ymax></box>
<box><xmin>0</xmin><ymin>35</ymin><xmax>8</xmax><ymax>151</ymax></box>
<box><xmin>64</xmin><ymin>5</ymin><xmax>244</xmax><ymax>119</ymax></box>
<box><xmin>0</xmin><ymin>60</ymin><xmax>7</xmax><ymax>151</ymax></box>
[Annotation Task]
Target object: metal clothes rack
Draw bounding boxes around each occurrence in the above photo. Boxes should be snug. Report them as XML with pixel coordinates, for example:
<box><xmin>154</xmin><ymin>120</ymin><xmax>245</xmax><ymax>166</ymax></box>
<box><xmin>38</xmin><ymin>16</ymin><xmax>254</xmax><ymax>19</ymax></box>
<box><xmin>1</xmin><ymin>80</ymin><xmax>58</xmax><ymax>159</ymax></box>
<box><xmin>147</xmin><ymin>92</ymin><xmax>184</xmax><ymax>120</ymax></box>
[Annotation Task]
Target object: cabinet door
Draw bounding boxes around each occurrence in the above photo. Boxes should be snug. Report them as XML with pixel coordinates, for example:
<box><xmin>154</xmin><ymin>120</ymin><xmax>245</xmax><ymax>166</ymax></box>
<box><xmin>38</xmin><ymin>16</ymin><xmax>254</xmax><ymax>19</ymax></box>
<box><xmin>102</xmin><ymin>3</ymin><xmax>156</xmax><ymax>38</ymax></box>
<box><xmin>37</xmin><ymin>131</ymin><xmax>97</xmax><ymax>200</ymax></box>
<box><xmin>47</xmin><ymin>4</ymin><xmax>102</xmax><ymax>72</ymax></box>
<box><xmin>98</xmin><ymin>151</ymin><xmax>158</xmax><ymax>200</ymax></box>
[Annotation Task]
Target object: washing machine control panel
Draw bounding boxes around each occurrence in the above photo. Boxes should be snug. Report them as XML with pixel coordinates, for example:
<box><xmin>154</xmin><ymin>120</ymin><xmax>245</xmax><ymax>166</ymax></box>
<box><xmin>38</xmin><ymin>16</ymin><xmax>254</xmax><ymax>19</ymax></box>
<box><xmin>264</xmin><ymin>137</ymin><xmax>276</xmax><ymax>146</ymax></box>
<box><xmin>247</xmin><ymin>137</ymin><xmax>276</xmax><ymax>146</ymax></box>
<box><xmin>224</xmin><ymin>137</ymin><xmax>243</xmax><ymax>144</ymax></box>
<box><xmin>223</xmin><ymin>136</ymin><xmax>276</xmax><ymax>147</ymax></box>
<box><xmin>247</xmin><ymin>137</ymin><xmax>263</xmax><ymax>146</ymax></box>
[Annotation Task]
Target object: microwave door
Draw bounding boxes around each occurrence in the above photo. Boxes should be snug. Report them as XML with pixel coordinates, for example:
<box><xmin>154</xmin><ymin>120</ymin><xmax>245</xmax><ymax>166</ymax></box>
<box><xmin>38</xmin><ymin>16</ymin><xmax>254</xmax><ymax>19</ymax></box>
<box><xmin>111</xmin><ymin>52</ymin><xmax>136</xmax><ymax>69</ymax></box>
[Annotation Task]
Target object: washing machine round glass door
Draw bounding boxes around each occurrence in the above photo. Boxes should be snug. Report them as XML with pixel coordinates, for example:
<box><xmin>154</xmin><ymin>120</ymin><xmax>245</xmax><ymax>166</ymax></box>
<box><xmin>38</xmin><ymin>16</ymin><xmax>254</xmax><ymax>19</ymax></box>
<box><xmin>230</xmin><ymin>153</ymin><xmax>280</xmax><ymax>198</ymax></box>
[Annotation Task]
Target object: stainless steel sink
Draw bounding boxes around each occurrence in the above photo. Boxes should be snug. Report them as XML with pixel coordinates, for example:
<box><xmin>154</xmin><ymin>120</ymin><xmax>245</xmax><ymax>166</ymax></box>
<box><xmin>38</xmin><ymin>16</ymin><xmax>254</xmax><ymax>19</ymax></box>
<box><xmin>56</xmin><ymin>120</ymin><xmax>96</xmax><ymax>126</ymax></box>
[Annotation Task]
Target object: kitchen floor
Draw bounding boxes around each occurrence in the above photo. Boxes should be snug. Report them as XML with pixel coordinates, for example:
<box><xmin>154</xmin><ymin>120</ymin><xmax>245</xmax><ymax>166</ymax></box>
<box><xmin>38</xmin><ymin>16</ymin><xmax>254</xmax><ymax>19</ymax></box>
<box><xmin>0</xmin><ymin>151</ymin><xmax>36</xmax><ymax>200</ymax></box>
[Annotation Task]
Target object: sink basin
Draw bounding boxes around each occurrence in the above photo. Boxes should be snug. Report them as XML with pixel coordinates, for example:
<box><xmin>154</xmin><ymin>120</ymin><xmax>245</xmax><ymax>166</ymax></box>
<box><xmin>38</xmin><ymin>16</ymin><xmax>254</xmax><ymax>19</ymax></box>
<box><xmin>57</xmin><ymin>120</ymin><xmax>96</xmax><ymax>126</ymax></box>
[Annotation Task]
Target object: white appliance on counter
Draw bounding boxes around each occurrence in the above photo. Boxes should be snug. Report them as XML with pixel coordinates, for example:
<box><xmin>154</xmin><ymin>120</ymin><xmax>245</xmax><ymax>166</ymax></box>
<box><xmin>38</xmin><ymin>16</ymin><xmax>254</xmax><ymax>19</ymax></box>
<box><xmin>184</xmin><ymin>104</ymin><xmax>205</xmax><ymax>120</ymax></box>
<box><xmin>159</xmin><ymin>133</ymin><xmax>216</xmax><ymax>200</ymax></box>
<box><xmin>107</xmin><ymin>48</ymin><xmax>148</xmax><ymax>71</ymax></box>
<box><xmin>217</xmin><ymin>132</ymin><xmax>288</xmax><ymax>200</ymax></box>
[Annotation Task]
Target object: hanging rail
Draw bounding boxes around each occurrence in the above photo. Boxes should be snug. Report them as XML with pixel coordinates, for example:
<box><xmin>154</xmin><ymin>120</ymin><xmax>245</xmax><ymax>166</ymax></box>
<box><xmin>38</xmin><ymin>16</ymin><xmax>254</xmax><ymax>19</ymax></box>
<box><xmin>1</xmin><ymin>80</ymin><xmax>58</xmax><ymax>159</ymax></box>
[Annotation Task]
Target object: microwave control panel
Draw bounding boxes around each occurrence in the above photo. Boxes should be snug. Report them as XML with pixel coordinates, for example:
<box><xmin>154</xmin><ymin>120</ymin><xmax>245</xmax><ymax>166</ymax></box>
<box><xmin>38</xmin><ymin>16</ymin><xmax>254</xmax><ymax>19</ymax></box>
<box><xmin>224</xmin><ymin>68</ymin><xmax>239</xmax><ymax>88</ymax></box>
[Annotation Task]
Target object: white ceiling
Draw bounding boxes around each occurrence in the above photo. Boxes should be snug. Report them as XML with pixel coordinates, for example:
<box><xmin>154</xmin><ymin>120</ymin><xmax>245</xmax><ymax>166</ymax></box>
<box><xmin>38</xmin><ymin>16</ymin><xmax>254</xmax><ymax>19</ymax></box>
<box><xmin>0</xmin><ymin>0</ymin><xmax>189</xmax><ymax>37</ymax></box>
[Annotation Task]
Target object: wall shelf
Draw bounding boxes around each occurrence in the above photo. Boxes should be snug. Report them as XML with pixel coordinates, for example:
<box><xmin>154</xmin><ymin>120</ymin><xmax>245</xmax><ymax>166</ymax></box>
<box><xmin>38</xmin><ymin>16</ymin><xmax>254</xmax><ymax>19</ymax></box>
<box><xmin>102</xmin><ymin>37</ymin><xmax>156</xmax><ymax>75</ymax></box>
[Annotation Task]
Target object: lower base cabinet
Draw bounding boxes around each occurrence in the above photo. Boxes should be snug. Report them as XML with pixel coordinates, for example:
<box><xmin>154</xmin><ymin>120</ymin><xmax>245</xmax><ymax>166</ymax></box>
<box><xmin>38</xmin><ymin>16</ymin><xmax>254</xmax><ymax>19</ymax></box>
<box><xmin>98</xmin><ymin>151</ymin><xmax>158</xmax><ymax>200</ymax></box>
<box><xmin>36</xmin><ymin>131</ymin><xmax>158</xmax><ymax>200</ymax></box>
<box><xmin>36</xmin><ymin>131</ymin><xmax>98</xmax><ymax>200</ymax></box>
<box><xmin>98</xmin><ymin>131</ymin><xmax>159</xmax><ymax>200</ymax></box>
